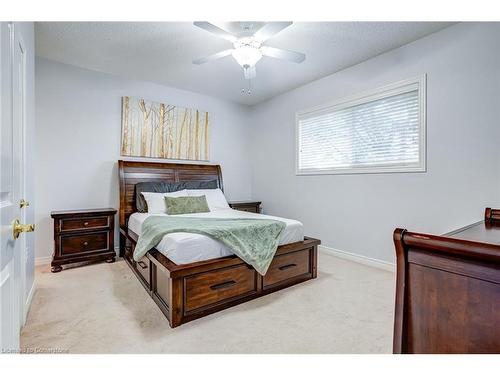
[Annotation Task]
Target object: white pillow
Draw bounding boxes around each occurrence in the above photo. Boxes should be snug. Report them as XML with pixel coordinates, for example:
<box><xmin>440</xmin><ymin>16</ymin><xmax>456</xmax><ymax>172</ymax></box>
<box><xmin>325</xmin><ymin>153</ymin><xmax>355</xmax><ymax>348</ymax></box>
<box><xmin>141</xmin><ymin>190</ymin><xmax>188</xmax><ymax>214</ymax></box>
<box><xmin>186</xmin><ymin>188</ymin><xmax>229</xmax><ymax>211</ymax></box>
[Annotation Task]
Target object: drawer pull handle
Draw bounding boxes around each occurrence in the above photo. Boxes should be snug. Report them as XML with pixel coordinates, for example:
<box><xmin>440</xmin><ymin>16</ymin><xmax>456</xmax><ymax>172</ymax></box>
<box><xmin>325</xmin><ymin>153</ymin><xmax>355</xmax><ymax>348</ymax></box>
<box><xmin>210</xmin><ymin>280</ymin><xmax>236</xmax><ymax>290</ymax></box>
<box><xmin>137</xmin><ymin>261</ymin><xmax>148</xmax><ymax>269</ymax></box>
<box><xmin>83</xmin><ymin>241</ymin><xmax>89</xmax><ymax>246</ymax></box>
<box><xmin>279</xmin><ymin>263</ymin><xmax>297</xmax><ymax>271</ymax></box>
<box><xmin>83</xmin><ymin>222</ymin><xmax>89</xmax><ymax>226</ymax></box>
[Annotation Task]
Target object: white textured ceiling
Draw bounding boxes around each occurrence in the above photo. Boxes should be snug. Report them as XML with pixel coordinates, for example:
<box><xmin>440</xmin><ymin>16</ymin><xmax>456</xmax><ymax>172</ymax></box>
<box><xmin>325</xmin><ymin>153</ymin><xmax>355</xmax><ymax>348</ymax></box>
<box><xmin>35</xmin><ymin>22</ymin><xmax>453</xmax><ymax>105</ymax></box>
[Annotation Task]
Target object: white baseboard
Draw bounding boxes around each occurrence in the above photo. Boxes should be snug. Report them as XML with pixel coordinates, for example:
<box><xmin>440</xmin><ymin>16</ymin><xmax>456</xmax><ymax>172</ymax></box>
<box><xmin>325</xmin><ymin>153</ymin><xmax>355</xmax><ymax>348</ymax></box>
<box><xmin>319</xmin><ymin>245</ymin><xmax>395</xmax><ymax>272</ymax></box>
<box><xmin>23</xmin><ymin>281</ymin><xmax>36</xmax><ymax>327</ymax></box>
<box><xmin>35</xmin><ymin>256</ymin><xmax>51</xmax><ymax>266</ymax></box>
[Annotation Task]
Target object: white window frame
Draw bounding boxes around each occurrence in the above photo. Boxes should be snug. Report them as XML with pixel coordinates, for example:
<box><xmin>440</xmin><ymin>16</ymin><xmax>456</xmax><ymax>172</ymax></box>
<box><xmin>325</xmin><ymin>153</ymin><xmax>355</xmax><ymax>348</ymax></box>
<box><xmin>295</xmin><ymin>75</ymin><xmax>427</xmax><ymax>175</ymax></box>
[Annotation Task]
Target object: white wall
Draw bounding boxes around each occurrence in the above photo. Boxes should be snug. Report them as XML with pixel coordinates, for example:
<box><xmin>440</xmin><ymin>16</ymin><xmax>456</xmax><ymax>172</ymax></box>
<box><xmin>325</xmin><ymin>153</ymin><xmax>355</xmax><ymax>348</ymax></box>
<box><xmin>35</xmin><ymin>23</ymin><xmax>500</xmax><ymax>265</ymax></box>
<box><xmin>35</xmin><ymin>58</ymin><xmax>253</xmax><ymax>259</ymax></box>
<box><xmin>249</xmin><ymin>22</ymin><xmax>500</xmax><ymax>263</ymax></box>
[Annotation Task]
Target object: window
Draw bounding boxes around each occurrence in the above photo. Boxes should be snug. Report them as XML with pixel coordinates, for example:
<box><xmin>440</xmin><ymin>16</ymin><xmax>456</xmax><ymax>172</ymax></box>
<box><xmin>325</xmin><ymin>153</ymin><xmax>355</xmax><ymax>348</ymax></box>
<box><xmin>296</xmin><ymin>76</ymin><xmax>426</xmax><ymax>175</ymax></box>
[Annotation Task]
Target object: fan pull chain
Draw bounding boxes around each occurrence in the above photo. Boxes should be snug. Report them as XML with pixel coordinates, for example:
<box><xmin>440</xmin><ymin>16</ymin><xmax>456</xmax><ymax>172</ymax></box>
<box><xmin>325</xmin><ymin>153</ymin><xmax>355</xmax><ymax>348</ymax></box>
<box><xmin>241</xmin><ymin>77</ymin><xmax>252</xmax><ymax>95</ymax></box>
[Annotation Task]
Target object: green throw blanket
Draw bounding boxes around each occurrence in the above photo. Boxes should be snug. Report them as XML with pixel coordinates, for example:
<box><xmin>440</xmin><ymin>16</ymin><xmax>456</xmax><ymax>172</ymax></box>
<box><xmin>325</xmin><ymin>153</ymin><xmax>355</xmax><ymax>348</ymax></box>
<box><xmin>134</xmin><ymin>216</ymin><xmax>286</xmax><ymax>275</ymax></box>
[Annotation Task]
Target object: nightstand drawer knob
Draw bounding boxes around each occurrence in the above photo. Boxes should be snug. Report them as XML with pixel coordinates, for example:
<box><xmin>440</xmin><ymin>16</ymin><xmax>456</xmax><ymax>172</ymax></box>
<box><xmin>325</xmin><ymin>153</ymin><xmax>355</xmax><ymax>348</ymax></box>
<box><xmin>84</xmin><ymin>222</ymin><xmax>89</xmax><ymax>226</ymax></box>
<box><xmin>83</xmin><ymin>241</ymin><xmax>89</xmax><ymax>246</ymax></box>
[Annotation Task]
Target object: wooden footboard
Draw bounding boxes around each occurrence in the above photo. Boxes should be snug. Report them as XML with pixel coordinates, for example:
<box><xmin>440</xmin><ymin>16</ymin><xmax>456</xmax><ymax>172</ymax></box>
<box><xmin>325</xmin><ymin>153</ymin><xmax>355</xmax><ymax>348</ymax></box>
<box><xmin>120</xmin><ymin>227</ymin><xmax>320</xmax><ymax>327</ymax></box>
<box><xmin>393</xmin><ymin>208</ymin><xmax>500</xmax><ymax>353</ymax></box>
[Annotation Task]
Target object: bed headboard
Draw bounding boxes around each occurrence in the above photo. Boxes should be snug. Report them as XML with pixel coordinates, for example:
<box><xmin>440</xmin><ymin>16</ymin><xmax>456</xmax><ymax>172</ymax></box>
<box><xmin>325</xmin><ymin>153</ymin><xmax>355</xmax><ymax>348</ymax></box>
<box><xmin>118</xmin><ymin>160</ymin><xmax>223</xmax><ymax>228</ymax></box>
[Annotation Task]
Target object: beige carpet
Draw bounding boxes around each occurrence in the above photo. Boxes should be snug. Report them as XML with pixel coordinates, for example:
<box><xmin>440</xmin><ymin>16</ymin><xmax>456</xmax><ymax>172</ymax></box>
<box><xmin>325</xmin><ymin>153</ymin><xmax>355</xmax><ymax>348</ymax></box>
<box><xmin>21</xmin><ymin>251</ymin><xmax>395</xmax><ymax>353</ymax></box>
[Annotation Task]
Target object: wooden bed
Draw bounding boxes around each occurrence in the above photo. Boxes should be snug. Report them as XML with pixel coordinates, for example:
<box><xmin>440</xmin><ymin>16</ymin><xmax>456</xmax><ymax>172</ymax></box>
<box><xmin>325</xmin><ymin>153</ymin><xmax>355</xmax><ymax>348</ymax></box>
<box><xmin>118</xmin><ymin>160</ymin><xmax>320</xmax><ymax>328</ymax></box>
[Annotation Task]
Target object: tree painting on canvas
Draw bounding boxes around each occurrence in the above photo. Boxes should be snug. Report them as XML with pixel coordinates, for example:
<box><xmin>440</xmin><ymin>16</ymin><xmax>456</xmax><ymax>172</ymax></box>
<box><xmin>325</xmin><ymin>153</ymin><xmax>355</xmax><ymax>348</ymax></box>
<box><xmin>120</xmin><ymin>97</ymin><xmax>210</xmax><ymax>161</ymax></box>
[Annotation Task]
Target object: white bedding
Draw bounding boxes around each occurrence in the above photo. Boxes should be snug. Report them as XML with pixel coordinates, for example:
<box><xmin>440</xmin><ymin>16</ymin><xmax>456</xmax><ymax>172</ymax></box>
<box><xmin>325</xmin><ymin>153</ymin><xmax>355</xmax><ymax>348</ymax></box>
<box><xmin>128</xmin><ymin>209</ymin><xmax>304</xmax><ymax>264</ymax></box>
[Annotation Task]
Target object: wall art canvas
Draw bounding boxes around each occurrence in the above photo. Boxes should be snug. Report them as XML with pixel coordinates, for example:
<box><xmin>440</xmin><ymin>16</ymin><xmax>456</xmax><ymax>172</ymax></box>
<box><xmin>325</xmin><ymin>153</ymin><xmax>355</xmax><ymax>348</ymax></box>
<box><xmin>121</xmin><ymin>96</ymin><xmax>210</xmax><ymax>161</ymax></box>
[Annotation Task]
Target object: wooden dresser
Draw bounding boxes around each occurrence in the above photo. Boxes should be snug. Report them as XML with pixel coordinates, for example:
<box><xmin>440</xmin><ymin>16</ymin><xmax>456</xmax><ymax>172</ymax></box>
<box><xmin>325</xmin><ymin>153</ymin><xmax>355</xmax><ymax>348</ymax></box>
<box><xmin>228</xmin><ymin>201</ymin><xmax>262</xmax><ymax>213</ymax></box>
<box><xmin>393</xmin><ymin>207</ymin><xmax>500</xmax><ymax>353</ymax></box>
<box><xmin>51</xmin><ymin>208</ymin><xmax>117</xmax><ymax>272</ymax></box>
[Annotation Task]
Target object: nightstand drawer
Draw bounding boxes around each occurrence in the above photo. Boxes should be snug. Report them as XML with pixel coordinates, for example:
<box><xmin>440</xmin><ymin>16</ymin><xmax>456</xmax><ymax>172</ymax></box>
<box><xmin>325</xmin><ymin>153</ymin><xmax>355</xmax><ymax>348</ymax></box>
<box><xmin>60</xmin><ymin>217</ymin><xmax>109</xmax><ymax>232</ymax></box>
<box><xmin>234</xmin><ymin>206</ymin><xmax>259</xmax><ymax>213</ymax></box>
<box><xmin>60</xmin><ymin>232</ymin><xmax>109</xmax><ymax>255</ymax></box>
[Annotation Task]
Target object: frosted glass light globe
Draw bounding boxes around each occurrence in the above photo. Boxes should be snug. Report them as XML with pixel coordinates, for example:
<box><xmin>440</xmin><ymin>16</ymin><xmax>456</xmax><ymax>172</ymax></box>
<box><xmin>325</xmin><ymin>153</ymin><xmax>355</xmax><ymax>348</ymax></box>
<box><xmin>232</xmin><ymin>45</ymin><xmax>263</xmax><ymax>67</ymax></box>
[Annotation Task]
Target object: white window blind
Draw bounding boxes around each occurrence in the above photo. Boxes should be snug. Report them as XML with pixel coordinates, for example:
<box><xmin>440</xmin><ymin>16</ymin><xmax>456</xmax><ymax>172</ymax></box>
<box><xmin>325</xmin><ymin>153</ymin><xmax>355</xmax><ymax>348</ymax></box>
<box><xmin>296</xmin><ymin>76</ymin><xmax>426</xmax><ymax>175</ymax></box>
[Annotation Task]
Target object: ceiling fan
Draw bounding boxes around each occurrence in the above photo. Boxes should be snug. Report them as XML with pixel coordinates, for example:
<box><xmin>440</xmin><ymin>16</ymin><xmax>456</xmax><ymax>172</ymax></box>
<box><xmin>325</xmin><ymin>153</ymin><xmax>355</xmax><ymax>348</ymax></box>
<box><xmin>192</xmin><ymin>22</ymin><xmax>306</xmax><ymax>82</ymax></box>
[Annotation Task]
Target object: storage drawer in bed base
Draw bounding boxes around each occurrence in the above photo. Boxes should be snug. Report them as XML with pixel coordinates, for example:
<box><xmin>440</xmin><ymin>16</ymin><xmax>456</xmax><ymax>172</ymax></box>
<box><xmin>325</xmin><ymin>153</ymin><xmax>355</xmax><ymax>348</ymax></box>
<box><xmin>120</xmin><ymin>228</ymin><xmax>320</xmax><ymax>328</ymax></box>
<box><xmin>123</xmin><ymin>240</ymin><xmax>151</xmax><ymax>291</ymax></box>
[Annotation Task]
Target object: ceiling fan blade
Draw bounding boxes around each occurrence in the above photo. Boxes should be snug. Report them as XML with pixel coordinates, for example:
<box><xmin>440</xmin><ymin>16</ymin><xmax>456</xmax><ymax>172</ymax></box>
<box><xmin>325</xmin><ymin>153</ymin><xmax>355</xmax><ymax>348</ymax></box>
<box><xmin>193</xmin><ymin>49</ymin><xmax>234</xmax><ymax>65</ymax></box>
<box><xmin>193</xmin><ymin>22</ymin><xmax>237</xmax><ymax>42</ymax></box>
<box><xmin>261</xmin><ymin>46</ymin><xmax>306</xmax><ymax>63</ymax></box>
<box><xmin>243</xmin><ymin>65</ymin><xmax>256</xmax><ymax>80</ymax></box>
<box><xmin>254</xmin><ymin>22</ymin><xmax>293</xmax><ymax>42</ymax></box>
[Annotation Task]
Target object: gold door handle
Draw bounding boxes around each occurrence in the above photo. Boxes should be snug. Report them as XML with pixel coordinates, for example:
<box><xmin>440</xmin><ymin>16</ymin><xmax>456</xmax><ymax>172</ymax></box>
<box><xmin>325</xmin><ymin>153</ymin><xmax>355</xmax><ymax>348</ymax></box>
<box><xmin>12</xmin><ymin>219</ymin><xmax>35</xmax><ymax>240</ymax></box>
<box><xmin>19</xmin><ymin>199</ymin><xmax>30</xmax><ymax>209</ymax></box>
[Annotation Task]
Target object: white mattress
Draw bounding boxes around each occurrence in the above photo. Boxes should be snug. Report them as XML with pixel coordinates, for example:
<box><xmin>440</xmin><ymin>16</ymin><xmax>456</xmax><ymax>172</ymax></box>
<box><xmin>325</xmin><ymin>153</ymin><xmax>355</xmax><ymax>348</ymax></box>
<box><xmin>128</xmin><ymin>209</ymin><xmax>304</xmax><ymax>264</ymax></box>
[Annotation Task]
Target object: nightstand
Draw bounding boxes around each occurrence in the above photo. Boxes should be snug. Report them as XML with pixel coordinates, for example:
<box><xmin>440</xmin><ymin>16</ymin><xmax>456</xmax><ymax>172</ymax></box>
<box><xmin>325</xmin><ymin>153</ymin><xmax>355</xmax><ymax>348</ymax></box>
<box><xmin>228</xmin><ymin>201</ymin><xmax>262</xmax><ymax>213</ymax></box>
<box><xmin>50</xmin><ymin>208</ymin><xmax>117</xmax><ymax>272</ymax></box>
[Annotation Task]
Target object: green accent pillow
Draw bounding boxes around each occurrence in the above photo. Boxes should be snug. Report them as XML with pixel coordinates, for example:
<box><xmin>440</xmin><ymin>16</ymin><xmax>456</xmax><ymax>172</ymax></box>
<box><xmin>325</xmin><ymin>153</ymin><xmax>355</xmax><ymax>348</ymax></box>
<box><xmin>165</xmin><ymin>195</ymin><xmax>210</xmax><ymax>215</ymax></box>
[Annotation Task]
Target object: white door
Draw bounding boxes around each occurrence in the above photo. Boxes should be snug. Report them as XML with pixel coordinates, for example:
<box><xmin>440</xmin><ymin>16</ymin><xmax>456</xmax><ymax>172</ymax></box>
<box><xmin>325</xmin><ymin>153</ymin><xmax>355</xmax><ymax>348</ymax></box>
<box><xmin>0</xmin><ymin>22</ymin><xmax>30</xmax><ymax>354</ymax></box>
<box><xmin>12</xmin><ymin>24</ymin><xmax>28</xmax><ymax>328</ymax></box>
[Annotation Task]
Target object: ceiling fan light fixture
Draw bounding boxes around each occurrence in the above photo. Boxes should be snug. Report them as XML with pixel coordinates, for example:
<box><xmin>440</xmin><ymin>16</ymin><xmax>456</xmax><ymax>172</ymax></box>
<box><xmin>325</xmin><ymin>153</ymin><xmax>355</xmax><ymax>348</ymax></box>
<box><xmin>231</xmin><ymin>45</ymin><xmax>263</xmax><ymax>67</ymax></box>
<box><xmin>192</xmin><ymin>22</ymin><xmax>304</xmax><ymax>84</ymax></box>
